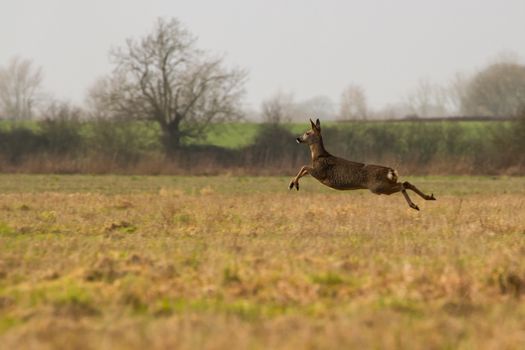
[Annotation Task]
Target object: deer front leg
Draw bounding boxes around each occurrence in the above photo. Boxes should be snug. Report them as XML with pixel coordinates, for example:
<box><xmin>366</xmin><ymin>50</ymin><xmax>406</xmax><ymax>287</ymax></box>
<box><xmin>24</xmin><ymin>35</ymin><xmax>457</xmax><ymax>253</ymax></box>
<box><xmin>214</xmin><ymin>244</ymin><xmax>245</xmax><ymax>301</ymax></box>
<box><xmin>289</xmin><ymin>166</ymin><xmax>312</xmax><ymax>191</ymax></box>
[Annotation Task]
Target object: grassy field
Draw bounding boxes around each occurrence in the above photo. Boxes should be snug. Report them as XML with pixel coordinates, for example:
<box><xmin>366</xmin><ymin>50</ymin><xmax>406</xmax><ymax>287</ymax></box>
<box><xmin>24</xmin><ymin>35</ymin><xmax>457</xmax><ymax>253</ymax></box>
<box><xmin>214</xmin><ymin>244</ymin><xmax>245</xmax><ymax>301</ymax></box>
<box><xmin>1</xmin><ymin>175</ymin><xmax>525</xmax><ymax>349</ymax></box>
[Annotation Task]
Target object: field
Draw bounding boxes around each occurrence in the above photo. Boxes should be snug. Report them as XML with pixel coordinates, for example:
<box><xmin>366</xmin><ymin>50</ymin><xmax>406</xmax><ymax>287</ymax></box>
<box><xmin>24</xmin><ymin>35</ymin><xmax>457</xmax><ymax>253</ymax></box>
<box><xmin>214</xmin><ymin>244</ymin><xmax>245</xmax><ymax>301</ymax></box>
<box><xmin>1</xmin><ymin>175</ymin><xmax>525</xmax><ymax>349</ymax></box>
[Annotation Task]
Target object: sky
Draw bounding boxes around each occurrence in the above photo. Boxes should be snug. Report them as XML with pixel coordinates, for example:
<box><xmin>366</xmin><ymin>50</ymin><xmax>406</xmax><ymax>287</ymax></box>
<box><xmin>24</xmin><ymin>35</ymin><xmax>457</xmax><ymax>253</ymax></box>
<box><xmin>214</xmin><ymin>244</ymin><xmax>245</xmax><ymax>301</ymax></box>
<box><xmin>1</xmin><ymin>0</ymin><xmax>524</xmax><ymax>112</ymax></box>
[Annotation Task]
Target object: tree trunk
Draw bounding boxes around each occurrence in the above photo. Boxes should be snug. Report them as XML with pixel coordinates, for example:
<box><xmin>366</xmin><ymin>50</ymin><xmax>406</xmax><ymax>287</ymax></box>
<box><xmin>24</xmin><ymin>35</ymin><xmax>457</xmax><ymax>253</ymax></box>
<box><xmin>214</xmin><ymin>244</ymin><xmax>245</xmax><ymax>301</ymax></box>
<box><xmin>161</xmin><ymin>121</ymin><xmax>182</xmax><ymax>156</ymax></box>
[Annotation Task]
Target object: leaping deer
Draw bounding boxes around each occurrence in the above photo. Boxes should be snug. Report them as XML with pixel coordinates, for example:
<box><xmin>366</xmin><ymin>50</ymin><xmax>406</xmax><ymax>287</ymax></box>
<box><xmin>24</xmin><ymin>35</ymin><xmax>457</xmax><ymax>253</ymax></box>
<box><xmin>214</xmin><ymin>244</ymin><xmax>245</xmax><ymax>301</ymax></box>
<box><xmin>289</xmin><ymin>119</ymin><xmax>436</xmax><ymax>210</ymax></box>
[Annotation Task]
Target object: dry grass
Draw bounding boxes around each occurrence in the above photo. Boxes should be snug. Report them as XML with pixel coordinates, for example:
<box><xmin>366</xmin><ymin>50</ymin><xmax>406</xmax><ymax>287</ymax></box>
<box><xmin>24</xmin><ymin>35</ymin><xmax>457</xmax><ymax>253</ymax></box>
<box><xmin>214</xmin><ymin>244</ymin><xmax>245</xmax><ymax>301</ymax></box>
<box><xmin>0</xmin><ymin>175</ymin><xmax>525</xmax><ymax>349</ymax></box>
<box><xmin>2</xmin><ymin>154</ymin><xmax>524</xmax><ymax>176</ymax></box>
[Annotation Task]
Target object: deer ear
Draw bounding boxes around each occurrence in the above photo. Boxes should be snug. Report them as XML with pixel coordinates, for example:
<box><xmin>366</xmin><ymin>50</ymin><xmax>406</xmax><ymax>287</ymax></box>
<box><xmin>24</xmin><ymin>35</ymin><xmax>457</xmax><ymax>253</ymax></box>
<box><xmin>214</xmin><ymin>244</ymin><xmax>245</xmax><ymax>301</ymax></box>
<box><xmin>310</xmin><ymin>119</ymin><xmax>316</xmax><ymax>129</ymax></box>
<box><xmin>315</xmin><ymin>118</ymin><xmax>321</xmax><ymax>132</ymax></box>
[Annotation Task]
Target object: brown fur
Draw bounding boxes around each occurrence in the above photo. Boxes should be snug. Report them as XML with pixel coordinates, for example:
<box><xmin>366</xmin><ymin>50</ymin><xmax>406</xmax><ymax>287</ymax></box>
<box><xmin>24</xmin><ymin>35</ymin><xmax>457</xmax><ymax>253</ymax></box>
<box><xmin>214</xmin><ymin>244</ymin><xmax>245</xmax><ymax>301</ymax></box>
<box><xmin>289</xmin><ymin>119</ymin><xmax>436</xmax><ymax>210</ymax></box>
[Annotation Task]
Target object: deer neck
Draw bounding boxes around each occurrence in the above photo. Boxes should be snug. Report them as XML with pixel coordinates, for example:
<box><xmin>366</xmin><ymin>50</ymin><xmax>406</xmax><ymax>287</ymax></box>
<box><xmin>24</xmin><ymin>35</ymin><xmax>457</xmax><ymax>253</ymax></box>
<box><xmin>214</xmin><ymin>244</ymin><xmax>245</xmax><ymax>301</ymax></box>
<box><xmin>309</xmin><ymin>137</ymin><xmax>330</xmax><ymax>161</ymax></box>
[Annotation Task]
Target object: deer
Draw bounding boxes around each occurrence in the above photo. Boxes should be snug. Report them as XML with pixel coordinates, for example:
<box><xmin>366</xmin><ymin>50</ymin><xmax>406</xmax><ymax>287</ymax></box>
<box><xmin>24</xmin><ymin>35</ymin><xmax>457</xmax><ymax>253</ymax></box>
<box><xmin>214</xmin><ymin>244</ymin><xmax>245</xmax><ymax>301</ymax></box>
<box><xmin>289</xmin><ymin>119</ymin><xmax>436</xmax><ymax>210</ymax></box>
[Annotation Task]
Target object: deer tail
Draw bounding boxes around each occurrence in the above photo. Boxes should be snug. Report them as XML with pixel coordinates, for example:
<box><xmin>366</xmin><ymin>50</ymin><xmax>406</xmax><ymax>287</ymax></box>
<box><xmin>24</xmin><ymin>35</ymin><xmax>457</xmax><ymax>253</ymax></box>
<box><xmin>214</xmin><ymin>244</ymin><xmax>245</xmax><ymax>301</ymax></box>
<box><xmin>387</xmin><ymin>168</ymin><xmax>398</xmax><ymax>183</ymax></box>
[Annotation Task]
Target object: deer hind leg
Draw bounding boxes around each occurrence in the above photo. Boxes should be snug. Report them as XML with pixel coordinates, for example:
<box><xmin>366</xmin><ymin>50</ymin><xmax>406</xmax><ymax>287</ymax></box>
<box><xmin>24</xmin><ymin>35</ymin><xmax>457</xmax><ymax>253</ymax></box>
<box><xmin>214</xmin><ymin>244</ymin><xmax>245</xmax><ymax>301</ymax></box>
<box><xmin>289</xmin><ymin>166</ymin><xmax>312</xmax><ymax>191</ymax></box>
<box><xmin>401</xmin><ymin>189</ymin><xmax>420</xmax><ymax>211</ymax></box>
<box><xmin>373</xmin><ymin>183</ymin><xmax>420</xmax><ymax>211</ymax></box>
<box><xmin>403</xmin><ymin>181</ymin><xmax>436</xmax><ymax>201</ymax></box>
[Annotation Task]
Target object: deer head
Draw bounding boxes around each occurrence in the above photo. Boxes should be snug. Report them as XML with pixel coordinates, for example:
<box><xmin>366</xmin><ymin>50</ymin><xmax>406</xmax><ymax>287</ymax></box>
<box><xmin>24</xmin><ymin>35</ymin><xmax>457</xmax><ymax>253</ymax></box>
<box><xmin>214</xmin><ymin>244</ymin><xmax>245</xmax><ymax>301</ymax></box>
<box><xmin>296</xmin><ymin>118</ymin><xmax>322</xmax><ymax>145</ymax></box>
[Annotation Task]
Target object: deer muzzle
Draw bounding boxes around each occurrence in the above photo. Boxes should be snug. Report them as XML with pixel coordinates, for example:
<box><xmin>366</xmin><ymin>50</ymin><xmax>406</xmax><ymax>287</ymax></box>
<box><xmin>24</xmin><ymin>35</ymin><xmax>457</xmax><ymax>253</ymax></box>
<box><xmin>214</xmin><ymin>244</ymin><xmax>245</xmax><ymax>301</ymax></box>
<box><xmin>296</xmin><ymin>137</ymin><xmax>302</xmax><ymax>144</ymax></box>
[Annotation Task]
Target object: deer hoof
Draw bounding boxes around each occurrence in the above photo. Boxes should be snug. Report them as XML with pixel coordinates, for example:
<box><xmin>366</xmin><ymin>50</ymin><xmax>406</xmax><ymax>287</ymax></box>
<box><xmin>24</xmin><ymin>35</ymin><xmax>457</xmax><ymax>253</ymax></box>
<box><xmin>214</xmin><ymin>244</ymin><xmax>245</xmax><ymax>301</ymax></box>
<box><xmin>410</xmin><ymin>203</ymin><xmax>420</xmax><ymax>211</ymax></box>
<box><xmin>289</xmin><ymin>180</ymin><xmax>300</xmax><ymax>191</ymax></box>
<box><xmin>428</xmin><ymin>193</ymin><xmax>436</xmax><ymax>200</ymax></box>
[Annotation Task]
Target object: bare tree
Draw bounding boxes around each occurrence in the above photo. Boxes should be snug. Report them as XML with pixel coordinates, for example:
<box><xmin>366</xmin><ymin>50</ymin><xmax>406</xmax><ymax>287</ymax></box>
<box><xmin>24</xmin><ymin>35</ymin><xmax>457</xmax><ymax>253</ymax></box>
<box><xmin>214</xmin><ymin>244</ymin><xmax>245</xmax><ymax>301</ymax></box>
<box><xmin>296</xmin><ymin>95</ymin><xmax>335</xmax><ymax>121</ymax></box>
<box><xmin>406</xmin><ymin>79</ymin><xmax>450</xmax><ymax>118</ymax></box>
<box><xmin>90</xmin><ymin>18</ymin><xmax>247</xmax><ymax>152</ymax></box>
<box><xmin>260</xmin><ymin>91</ymin><xmax>295</xmax><ymax>124</ymax></box>
<box><xmin>374</xmin><ymin>102</ymin><xmax>411</xmax><ymax>120</ymax></box>
<box><xmin>0</xmin><ymin>56</ymin><xmax>43</xmax><ymax>120</ymax></box>
<box><xmin>461</xmin><ymin>61</ymin><xmax>525</xmax><ymax>117</ymax></box>
<box><xmin>42</xmin><ymin>99</ymin><xmax>84</xmax><ymax>121</ymax></box>
<box><xmin>447</xmin><ymin>73</ymin><xmax>469</xmax><ymax>116</ymax></box>
<box><xmin>339</xmin><ymin>85</ymin><xmax>368</xmax><ymax>120</ymax></box>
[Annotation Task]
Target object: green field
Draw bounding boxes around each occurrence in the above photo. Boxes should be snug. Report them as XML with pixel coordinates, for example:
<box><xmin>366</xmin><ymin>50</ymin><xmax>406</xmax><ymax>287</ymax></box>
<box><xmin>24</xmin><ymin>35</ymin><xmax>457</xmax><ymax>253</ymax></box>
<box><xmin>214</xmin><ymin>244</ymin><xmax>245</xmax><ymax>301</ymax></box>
<box><xmin>1</xmin><ymin>175</ymin><xmax>525</xmax><ymax>349</ymax></box>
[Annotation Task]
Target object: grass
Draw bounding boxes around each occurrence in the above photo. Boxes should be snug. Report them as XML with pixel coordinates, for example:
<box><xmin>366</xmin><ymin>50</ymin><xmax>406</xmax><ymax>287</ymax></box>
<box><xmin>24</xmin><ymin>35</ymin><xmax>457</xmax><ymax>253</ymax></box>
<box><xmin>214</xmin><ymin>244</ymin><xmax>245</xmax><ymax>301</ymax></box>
<box><xmin>0</xmin><ymin>175</ymin><xmax>524</xmax><ymax>349</ymax></box>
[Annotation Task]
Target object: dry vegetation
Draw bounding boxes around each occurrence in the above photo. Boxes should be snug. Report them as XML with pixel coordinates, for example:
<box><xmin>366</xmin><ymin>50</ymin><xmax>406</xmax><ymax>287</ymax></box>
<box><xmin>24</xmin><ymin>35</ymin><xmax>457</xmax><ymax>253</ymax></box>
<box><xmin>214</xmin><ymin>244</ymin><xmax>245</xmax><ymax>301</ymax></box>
<box><xmin>0</xmin><ymin>175</ymin><xmax>525</xmax><ymax>349</ymax></box>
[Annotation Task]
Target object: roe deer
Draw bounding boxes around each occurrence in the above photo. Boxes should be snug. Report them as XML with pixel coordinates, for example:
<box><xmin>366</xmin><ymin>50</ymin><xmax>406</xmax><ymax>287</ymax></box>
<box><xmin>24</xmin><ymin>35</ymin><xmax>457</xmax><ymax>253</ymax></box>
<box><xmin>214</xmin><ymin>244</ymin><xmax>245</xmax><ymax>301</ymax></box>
<box><xmin>289</xmin><ymin>119</ymin><xmax>436</xmax><ymax>210</ymax></box>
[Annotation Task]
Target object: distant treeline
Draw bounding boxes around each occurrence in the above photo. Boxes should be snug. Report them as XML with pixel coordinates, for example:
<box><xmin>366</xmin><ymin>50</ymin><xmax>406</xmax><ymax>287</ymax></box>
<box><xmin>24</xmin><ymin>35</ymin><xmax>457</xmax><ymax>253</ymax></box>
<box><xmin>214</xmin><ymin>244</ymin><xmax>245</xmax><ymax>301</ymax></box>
<box><xmin>0</xmin><ymin>116</ymin><xmax>524</xmax><ymax>175</ymax></box>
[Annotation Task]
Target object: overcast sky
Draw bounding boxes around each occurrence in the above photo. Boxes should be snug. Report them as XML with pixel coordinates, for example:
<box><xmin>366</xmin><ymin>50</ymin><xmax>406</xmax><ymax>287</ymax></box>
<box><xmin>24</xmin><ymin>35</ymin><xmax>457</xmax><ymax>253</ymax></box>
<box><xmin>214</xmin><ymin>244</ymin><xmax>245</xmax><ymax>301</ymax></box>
<box><xmin>1</xmin><ymin>0</ymin><xmax>524</xmax><ymax>111</ymax></box>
